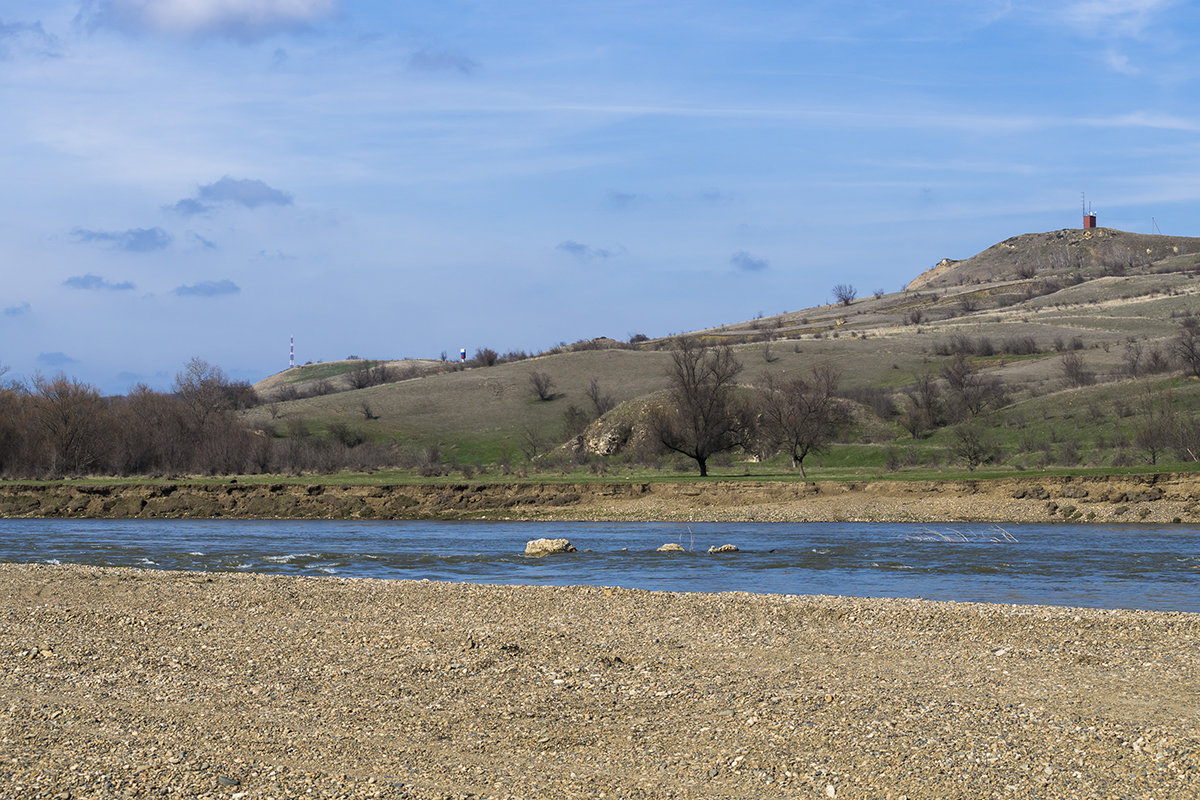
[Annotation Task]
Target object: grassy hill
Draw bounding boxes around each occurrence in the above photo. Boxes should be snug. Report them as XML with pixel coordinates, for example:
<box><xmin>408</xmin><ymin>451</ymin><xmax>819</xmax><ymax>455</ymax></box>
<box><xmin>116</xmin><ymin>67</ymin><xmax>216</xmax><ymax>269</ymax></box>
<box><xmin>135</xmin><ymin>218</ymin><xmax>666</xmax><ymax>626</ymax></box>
<box><xmin>245</xmin><ymin>228</ymin><xmax>1200</xmax><ymax>478</ymax></box>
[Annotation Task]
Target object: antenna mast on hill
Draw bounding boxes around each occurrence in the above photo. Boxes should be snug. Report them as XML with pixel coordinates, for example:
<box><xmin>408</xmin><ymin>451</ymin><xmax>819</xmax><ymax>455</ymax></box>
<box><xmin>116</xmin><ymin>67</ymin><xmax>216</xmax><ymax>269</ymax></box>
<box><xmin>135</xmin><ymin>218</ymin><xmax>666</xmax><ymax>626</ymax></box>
<box><xmin>1153</xmin><ymin>218</ymin><xmax>1162</xmax><ymax>235</ymax></box>
<box><xmin>1081</xmin><ymin>193</ymin><xmax>1097</xmax><ymax>229</ymax></box>
<box><xmin>289</xmin><ymin>335</ymin><xmax>295</xmax><ymax>369</ymax></box>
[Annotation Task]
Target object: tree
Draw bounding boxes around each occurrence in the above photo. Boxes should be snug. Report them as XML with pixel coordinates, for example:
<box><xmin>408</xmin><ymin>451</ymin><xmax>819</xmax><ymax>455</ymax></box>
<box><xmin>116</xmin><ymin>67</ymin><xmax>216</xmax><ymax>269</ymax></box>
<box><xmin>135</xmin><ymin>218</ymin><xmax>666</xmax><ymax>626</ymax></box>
<box><xmin>1059</xmin><ymin>351</ymin><xmax>1094</xmax><ymax>388</ymax></box>
<box><xmin>474</xmin><ymin>347</ymin><xmax>499</xmax><ymax>367</ymax></box>
<box><xmin>649</xmin><ymin>337</ymin><xmax>745</xmax><ymax>477</ymax></box>
<box><xmin>585</xmin><ymin>378</ymin><xmax>615</xmax><ymax>417</ymax></box>
<box><xmin>940</xmin><ymin>355</ymin><xmax>1007</xmax><ymax>421</ymax></box>
<box><xmin>34</xmin><ymin>374</ymin><xmax>109</xmax><ymax>476</ymax></box>
<box><xmin>756</xmin><ymin>365</ymin><xmax>848</xmax><ymax>477</ymax></box>
<box><xmin>173</xmin><ymin>357</ymin><xmax>257</xmax><ymax>422</ymax></box>
<box><xmin>898</xmin><ymin>373</ymin><xmax>942</xmax><ymax>438</ymax></box>
<box><xmin>950</xmin><ymin>425</ymin><xmax>996</xmax><ymax>471</ymax></box>
<box><xmin>1134</xmin><ymin>384</ymin><xmax>1176</xmax><ymax>465</ymax></box>
<box><xmin>1173</xmin><ymin>317</ymin><xmax>1200</xmax><ymax>378</ymax></box>
<box><xmin>832</xmin><ymin>284</ymin><xmax>857</xmax><ymax>306</ymax></box>
<box><xmin>529</xmin><ymin>371</ymin><xmax>555</xmax><ymax>401</ymax></box>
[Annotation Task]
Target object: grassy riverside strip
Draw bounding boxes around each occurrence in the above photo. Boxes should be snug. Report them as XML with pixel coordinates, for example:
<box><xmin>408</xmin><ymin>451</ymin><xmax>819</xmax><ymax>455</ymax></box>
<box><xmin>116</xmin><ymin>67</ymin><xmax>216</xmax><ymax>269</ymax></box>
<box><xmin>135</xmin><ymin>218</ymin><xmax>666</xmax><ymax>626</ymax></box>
<box><xmin>2</xmin><ymin>564</ymin><xmax>1197</xmax><ymax>799</ymax></box>
<box><xmin>2</xmin><ymin>473</ymin><xmax>1200</xmax><ymax>522</ymax></box>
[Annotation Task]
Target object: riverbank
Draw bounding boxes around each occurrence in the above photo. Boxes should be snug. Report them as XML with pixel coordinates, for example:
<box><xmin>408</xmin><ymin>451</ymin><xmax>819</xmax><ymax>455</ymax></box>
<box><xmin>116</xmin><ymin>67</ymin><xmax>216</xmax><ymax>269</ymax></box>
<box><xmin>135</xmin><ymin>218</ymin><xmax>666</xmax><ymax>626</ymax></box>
<box><xmin>2</xmin><ymin>472</ymin><xmax>1199</xmax><ymax>523</ymax></box>
<box><xmin>2</xmin><ymin>563</ymin><xmax>1196</xmax><ymax>799</ymax></box>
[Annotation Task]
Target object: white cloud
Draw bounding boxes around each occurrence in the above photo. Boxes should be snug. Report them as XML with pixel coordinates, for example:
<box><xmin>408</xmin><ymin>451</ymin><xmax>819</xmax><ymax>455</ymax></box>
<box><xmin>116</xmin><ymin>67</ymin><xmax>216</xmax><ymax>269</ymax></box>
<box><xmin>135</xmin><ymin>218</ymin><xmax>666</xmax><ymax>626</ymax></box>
<box><xmin>78</xmin><ymin>0</ymin><xmax>340</xmax><ymax>40</ymax></box>
<box><xmin>1104</xmin><ymin>49</ymin><xmax>1140</xmax><ymax>75</ymax></box>
<box><xmin>1058</xmin><ymin>0</ymin><xmax>1175</xmax><ymax>37</ymax></box>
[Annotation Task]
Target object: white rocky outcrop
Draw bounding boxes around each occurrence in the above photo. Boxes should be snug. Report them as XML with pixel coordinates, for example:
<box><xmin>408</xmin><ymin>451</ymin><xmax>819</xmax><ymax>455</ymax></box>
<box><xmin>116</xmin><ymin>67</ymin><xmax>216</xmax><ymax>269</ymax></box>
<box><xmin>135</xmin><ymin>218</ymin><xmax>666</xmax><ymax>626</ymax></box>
<box><xmin>524</xmin><ymin>538</ymin><xmax>577</xmax><ymax>556</ymax></box>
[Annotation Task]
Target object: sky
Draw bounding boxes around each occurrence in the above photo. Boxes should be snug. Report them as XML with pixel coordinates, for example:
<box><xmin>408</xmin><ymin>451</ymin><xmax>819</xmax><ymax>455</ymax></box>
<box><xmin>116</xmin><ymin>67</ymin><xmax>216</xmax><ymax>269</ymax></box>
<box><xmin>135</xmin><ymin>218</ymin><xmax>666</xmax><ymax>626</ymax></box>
<box><xmin>5</xmin><ymin>0</ymin><xmax>1200</xmax><ymax>394</ymax></box>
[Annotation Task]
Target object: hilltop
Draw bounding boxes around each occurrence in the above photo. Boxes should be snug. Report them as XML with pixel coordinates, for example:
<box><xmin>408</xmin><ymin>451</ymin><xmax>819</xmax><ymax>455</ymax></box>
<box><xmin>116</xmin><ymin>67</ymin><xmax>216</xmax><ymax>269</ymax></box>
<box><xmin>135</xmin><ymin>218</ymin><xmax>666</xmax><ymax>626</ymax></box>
<box><xmin>244</xmin><ymin>227</ymin><xmax>1200</xmax><ymax>481</ymax></box>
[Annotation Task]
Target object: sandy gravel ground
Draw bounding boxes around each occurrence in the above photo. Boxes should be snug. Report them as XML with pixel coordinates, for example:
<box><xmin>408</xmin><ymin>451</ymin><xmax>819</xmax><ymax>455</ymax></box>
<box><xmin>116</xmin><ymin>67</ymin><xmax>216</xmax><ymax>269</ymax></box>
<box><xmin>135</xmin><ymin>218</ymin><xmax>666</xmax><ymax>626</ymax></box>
<box><xmin>2</xmin><ymin>564</ymin><xmax>1198</xmax><ymax>799</ymax></box>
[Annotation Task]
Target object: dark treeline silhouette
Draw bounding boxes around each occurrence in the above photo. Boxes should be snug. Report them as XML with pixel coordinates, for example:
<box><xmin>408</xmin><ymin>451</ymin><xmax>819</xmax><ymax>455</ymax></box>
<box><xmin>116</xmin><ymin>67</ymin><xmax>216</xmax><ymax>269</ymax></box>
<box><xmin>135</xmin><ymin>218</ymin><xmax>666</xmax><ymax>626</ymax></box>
<box><xmin>0</xmin><ymin>359</ymin><xmax>267</xmax><ymax>479</ymax></box>
<box><xmin>0</xmin><ymin>358</ymin><xmax>452</xmax><ymax>479</ymax></box>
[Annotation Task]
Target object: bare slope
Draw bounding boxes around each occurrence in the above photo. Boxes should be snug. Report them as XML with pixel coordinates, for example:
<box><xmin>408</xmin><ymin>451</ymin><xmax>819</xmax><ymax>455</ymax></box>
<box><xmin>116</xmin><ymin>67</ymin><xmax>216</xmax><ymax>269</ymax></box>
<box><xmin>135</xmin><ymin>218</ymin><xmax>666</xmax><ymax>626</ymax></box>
<box><xmin>243</xmin><ymin>228</ymin><xmax>1200</xmax><ymax>470</ymax></box>
<box><xmin>906</xmin><ymin>227</ymin><xmax>1200</xmax><ymax>290</ymax></box>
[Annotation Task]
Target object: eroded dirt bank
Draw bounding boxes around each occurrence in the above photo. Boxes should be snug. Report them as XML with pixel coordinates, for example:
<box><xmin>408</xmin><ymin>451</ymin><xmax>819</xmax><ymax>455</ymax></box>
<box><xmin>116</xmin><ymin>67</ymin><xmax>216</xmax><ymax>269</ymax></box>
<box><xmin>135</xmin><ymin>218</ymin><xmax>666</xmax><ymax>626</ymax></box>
<box><xmin>2</xmin><ymin>564</ymin><xmax>1197</xmax><ymax>799</ymax></box>
<box><xmin>2</xmin><ymin>473</ymin><xmax>1199</xmax><ymax>523</ymax></box>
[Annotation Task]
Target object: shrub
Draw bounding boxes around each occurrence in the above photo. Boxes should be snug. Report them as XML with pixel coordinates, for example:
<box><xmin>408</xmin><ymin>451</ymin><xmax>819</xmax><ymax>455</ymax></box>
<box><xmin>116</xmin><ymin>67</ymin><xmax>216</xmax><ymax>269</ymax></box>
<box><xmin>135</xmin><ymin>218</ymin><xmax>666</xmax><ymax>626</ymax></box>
<box><xmin>529</xmin><ymin>371</ymin><xmax>556</xmax><ymax>401</ymax></box>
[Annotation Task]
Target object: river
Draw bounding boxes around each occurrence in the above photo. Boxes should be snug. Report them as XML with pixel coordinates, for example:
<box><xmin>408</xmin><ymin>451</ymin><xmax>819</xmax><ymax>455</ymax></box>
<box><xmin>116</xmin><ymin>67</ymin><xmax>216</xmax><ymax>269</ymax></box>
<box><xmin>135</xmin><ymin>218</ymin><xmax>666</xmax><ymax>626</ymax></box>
<box><xmin>1</xmin><ymin>519</ymin><xmax>1197</xmax><ymax>612</ymax></box>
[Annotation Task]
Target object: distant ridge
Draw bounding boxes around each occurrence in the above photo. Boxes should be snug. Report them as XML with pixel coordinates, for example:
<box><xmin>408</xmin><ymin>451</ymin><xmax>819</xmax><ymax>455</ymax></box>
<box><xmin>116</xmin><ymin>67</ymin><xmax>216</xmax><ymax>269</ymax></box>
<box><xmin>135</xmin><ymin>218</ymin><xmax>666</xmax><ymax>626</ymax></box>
<box><xmin>907</xmin><ymin>228</ymin><xmax>1200</xmax><ymax>291</ymax></box>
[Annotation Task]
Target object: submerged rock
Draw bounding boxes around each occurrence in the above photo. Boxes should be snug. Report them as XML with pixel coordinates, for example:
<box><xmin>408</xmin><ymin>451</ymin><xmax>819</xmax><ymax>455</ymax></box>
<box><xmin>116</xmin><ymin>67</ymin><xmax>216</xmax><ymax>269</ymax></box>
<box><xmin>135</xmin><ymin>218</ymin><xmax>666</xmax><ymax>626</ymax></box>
<box><xmin>524</xmin><ymin>538</ymin><xmax>577</xmax><ymax>556</ymax></box>
<box><xmin>656</xmin><ymin>543</ymin><xmax>686</xmax><ymax>552</ymax></box>
<box><xmin>707</xmin><ymin>544</ymin><xmax>739</xmax><ymax>553</ymax></box>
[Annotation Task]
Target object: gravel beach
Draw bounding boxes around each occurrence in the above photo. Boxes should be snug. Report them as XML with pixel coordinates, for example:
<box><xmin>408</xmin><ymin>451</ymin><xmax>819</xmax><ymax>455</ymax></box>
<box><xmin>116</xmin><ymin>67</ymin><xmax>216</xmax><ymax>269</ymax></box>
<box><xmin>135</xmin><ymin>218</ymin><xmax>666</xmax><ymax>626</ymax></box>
<box><xmin>2</xmin><ymin>563</ymin><xmax>1197</xmax><ymax>799</ymax></box>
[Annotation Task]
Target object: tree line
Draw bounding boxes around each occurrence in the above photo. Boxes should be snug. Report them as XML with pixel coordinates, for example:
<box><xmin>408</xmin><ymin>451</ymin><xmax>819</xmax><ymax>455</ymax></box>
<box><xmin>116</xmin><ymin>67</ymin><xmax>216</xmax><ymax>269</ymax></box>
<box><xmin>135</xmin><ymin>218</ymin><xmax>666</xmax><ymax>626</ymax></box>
<box><xmin>0</xmin><ymin>359</ymin><xmax>267</xmax><ymax>479</ymax></box>
<box><xmin>646</xmin><ymin>318</ymin><xmax>1200</xmax><ymax>475</ymax></box>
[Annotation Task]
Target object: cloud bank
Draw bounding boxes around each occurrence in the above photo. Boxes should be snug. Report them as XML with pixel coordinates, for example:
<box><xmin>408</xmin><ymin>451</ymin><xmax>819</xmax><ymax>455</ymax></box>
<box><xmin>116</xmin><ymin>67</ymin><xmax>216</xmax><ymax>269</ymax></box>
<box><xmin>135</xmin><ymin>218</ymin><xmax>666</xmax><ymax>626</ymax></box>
<box><xmin>169</xmin><ymin>177</ymin><xmax>294</xmax><ymax>216</ymax></box>
<box><xmin>557</xmin><ymin>240</ymin><xmax>615</xmax><ymax>260</ymax></box>
<box><xmin>3</xmin><ymin>302</ymin><xmax>31</xmax><ymax>317</ymax></box>
<box><xmin>64</xmin><ymin>274</ymin><xmax>136</xmax><ymax>291</ymax></box>
<box><xmin>71</xmin><ymin>227</ymin><xmax>172</xmax><ymax>252</ymax></box>
<box><xmin>730</xmin><ymin>251</ymin><xmax>768</xmax><ymax>272</ymax></box>
<box><xmin>37</xmin><ymin>352</ymin><xmax>78</xmax><ymax>367</ymax></box>
<box><xmin>76</xmin><ymin>0</ymin><xmax>340</xmax><ymax>41</ymax></box>
<box><xmin>174</xmin><ymin>279</ymin><xmax>240</xmax><ymax>297</ymax></box>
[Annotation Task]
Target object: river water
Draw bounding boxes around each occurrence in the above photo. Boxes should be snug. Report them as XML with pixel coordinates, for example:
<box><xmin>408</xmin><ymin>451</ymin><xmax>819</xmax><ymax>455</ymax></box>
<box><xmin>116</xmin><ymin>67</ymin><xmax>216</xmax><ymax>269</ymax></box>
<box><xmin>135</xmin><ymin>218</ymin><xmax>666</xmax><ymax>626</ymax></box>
<box><xmin>1</xmin><ymin>519</ymin><xmax>1197</xmax><ymax>612</ymax></box>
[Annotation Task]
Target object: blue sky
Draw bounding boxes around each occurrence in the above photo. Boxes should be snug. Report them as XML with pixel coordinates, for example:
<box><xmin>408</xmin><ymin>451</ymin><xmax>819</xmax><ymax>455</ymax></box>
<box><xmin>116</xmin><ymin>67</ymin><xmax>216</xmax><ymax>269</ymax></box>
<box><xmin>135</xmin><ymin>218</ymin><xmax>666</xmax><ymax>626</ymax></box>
<box><xmin>4</xmin><ymin>0</ymin><xmax>1200</xmax><ymax>393</ymax></box>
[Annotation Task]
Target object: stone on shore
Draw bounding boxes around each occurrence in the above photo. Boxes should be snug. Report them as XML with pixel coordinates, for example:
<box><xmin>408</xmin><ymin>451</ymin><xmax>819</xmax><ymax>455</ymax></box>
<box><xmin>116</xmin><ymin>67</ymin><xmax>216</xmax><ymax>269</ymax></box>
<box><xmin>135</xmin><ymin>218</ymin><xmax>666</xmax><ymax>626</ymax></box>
<box><xmin>524</xmin><ymin>538</ymin><xmax>576</xmax><ymax>556</ymax></box>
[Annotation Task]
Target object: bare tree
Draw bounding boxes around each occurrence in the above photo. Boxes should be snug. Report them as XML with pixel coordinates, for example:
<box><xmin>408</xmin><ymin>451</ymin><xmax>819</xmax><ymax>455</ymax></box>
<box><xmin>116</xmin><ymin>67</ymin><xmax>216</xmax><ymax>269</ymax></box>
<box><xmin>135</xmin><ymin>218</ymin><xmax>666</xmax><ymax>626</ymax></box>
<box><xmin>899</xmin><ymin>373</ymin><xmax>943</xmax><ymax>438</ymax></box>
<box><xmin>1059</xmin><ymin>351</ymin><xmax>1094</xmax><ymax>388</ymax></box>
<box><xmin>940</xmin><ymin>355</ymin><xmax>1008</xmax><ymax>420</ymax></box>
<box><xmin>348</xmin><ymin>363</ymin><xmax>395</xmax><ymax>389</ymax></box>
<box><xmin>832</xmin><ymin>284</ymin><xmax>857</xmax><ymax>306</ymax></box>
<box><xmin>561</xmin><ymin>405</ymin><xmax>591</xmax><ymax>440</ymax></box>
<box><xmin>585</xmin><ymin>378</ymin><xmax>615</xmax><ymax>417</ymax></box>
<box><xmin>950</xmin><ymin>425</ymin><xmax>996</xmax><ymax>471</ymax></box>
<box><xmin>1173</xmin><ymin>317</ymin><xmax>1200</xmax><ymax>378</ymax></box>
<box><xmin>755</xmin><ymin>365</ymin><xmax>849</xmax><ymax>477</ymax></box>
<box><xmin>34</xmin><ymin>374</ymin><xmax>108</xmax><ymax>476</ymax></box>
<box><xmin>529</xmin><ymin>371</ymin><xmax>555</xmax><ymax>401</ymax></box>
<box><xmin>1134</xmin><ymin>384</ymin><xmax>1176</xmax><ymax>465</ymax></box>
<box><xmin>474</xmin><ymin>347</ymin><xmax>499</xmax><ymax>367</ymax></box>
<box><xmin>649</xmin><ymin>337</ymin><xmax>746</xmax><ymax>477</ymax></box>
<box><xmin>1122</xmin><ymin>338</ymin><xmax>1144</xmax><ymax>377</ymax></box>
<box><xmin>173</xmin><ymin>357</ymin><xmax>257</xmax><ymax>421</ymax></box>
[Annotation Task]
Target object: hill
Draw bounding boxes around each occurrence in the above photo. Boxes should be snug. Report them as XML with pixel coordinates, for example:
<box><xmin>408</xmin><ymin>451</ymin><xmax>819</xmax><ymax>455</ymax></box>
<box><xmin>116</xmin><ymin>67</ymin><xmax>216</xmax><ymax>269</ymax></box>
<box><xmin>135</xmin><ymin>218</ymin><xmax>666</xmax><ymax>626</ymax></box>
<box><xmin>244</xmin><ymin>227</ymin><xmax>1200</xmax><ymax>479</ymax></box>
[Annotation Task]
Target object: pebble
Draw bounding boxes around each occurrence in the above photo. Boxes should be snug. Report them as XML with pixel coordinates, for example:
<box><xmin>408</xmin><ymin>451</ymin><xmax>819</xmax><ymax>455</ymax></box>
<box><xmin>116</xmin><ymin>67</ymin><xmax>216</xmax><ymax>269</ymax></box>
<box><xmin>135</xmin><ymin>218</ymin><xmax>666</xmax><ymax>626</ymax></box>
<box><xmin>2</xmin><ymin>562</ymin><xmax>1197</xmax><ymax>800</ymax></box>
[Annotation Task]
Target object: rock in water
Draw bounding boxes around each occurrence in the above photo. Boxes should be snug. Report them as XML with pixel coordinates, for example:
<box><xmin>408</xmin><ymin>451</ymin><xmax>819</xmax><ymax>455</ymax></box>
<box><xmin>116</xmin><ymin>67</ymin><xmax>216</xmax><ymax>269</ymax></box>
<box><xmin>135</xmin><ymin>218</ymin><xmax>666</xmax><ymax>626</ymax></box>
<box><xmin>656</xmin><ymin>543</ymin><xmax>686</xmax><ymax>552</ymax></box>
<box><xmin>524</xmin><ymin>538</ymin><xmax>577</xmax><ymax>556</ymax></box>
<box><xmin>708</xmin><ymin>544</ymin><xmax>739</xmax><ymax>553</ymax></box>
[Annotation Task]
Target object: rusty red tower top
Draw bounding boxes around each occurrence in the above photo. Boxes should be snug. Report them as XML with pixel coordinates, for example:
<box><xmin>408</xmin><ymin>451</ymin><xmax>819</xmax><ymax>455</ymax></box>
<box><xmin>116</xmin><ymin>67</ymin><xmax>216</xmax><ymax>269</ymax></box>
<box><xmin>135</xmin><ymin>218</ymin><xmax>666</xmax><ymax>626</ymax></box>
<box><xmin>1082</xmin><ymin>193</ymin><xmax>1097</xmax><ymax>228</ymax></box>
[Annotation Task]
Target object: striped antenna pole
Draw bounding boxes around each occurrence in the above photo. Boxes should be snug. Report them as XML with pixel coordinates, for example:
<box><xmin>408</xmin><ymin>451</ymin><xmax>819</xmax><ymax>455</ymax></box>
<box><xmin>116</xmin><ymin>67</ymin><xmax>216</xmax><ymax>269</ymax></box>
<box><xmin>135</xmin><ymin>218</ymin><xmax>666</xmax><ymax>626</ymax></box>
<box><xmin>290</xmin><ymin>336</ymin><xmax>295</xmax><ymax>369</ymax></box>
